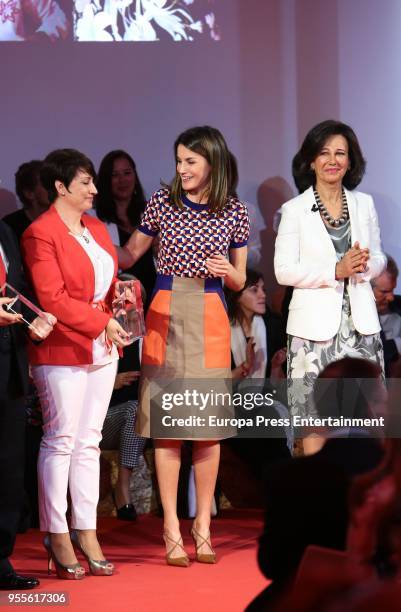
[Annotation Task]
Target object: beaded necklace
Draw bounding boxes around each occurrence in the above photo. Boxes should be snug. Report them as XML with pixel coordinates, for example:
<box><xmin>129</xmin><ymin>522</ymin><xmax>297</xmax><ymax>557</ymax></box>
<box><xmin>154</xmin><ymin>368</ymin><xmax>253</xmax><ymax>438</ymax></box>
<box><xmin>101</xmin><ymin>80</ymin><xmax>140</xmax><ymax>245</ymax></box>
<box><xmin>313</xmin><ymin>188</ymin><xmax>349</xmax><ymax>227</ymax></box>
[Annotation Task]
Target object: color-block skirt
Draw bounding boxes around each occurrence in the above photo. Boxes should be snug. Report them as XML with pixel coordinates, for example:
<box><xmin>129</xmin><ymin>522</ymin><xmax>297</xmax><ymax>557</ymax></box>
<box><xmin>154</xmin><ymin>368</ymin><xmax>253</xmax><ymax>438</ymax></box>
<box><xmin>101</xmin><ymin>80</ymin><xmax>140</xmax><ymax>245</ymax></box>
<box><xmin>135</xmin><ymin>275</ymin><xmax>234</xmax><ymax>439</ymax></box>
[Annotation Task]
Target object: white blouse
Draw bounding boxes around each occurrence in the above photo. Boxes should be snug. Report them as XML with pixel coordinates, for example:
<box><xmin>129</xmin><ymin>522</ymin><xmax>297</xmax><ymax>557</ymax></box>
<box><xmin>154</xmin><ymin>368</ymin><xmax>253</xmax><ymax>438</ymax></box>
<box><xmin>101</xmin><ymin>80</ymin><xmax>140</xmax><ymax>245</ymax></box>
<box><xmin>231</xmin><ymin>315</ymin><xmax>267</xmax><ymax>379</ymax></box>
<box><xmin>70</xmin><ymin>228</ymin><xmax>118</xmax><ymax>365</ymax></box>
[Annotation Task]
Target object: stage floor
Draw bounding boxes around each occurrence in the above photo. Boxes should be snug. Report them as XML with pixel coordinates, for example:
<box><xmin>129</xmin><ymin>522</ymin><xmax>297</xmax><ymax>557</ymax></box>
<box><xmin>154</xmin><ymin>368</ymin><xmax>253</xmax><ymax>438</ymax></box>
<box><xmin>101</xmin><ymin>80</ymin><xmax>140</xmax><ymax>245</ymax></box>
<box><xmin>10</xmin><ymin>510</ymin><xmax>266</xmax><ymax>611</ymax></box>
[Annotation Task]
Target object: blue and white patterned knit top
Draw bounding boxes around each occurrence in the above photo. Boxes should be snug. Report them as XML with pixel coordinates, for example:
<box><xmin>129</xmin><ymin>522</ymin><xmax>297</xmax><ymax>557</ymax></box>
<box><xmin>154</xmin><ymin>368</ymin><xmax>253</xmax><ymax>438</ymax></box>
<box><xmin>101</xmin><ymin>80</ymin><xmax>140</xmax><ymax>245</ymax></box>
<box><xmin>138</xmin><ymin>189</ymin><xmax>250</xmax><ymax>278</ymax></box>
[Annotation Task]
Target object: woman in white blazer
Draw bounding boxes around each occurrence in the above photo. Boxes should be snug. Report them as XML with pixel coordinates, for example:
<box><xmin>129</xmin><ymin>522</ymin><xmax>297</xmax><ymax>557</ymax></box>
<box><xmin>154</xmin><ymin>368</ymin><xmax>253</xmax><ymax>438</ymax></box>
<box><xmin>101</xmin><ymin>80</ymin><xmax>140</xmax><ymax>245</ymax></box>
<box><xmin>274</xmin><ymin>120</ymin><xmax>386</xmax><ymax>453</ymax></box>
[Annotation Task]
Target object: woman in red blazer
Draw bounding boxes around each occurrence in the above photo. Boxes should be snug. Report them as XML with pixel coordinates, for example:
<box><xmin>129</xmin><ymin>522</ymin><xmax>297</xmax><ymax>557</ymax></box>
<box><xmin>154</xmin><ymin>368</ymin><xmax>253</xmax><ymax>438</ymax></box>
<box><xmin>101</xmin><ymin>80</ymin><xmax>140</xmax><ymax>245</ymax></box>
<box><xmin>22</xmin><ymin>149</ymin><xmax>128</xmax><ymax>580</ymax></box>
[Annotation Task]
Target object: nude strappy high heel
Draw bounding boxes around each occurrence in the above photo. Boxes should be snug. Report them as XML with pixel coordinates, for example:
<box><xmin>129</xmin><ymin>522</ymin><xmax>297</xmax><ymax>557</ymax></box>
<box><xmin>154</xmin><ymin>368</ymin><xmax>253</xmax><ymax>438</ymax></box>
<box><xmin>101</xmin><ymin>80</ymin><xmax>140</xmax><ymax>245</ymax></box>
<box><xmin>163</xmin><ymin>533</ymin><xmax>190</xmax><ymax>567</ymax></box>
<box><xmin>190</xmin><ymin>526</ymin><xmax>216</xmax><ymax>564</ymax></box>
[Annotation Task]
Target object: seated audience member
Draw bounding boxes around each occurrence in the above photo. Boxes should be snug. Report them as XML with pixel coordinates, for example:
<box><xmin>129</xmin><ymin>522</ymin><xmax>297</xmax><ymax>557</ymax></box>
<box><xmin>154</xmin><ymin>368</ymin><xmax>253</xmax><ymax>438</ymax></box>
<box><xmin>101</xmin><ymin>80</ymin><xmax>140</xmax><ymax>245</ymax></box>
<box><xmin>101</xmin><ymin>339</ymin><xmax>145</xmax><ymax>520</ymax></box>
<box><xmin>246</xmin><ymin>358</ymin><xmax>386</xmax><ymax>611</ymax></box>
<box><xmin>372</xmin><ymin>255</ymin><xmax>401</xmax><ymax>376</ymax></box>
<box><xmin>225</xmin><ymin>268</ymin><xmax>286</xmax><ymax>381</ymax></box>
<box><xmin>100</xmin><ymin>276</ymin><xmax>146</xmax><ymax>520</ymax></box>
<box><xmin>2</xmin><ymin>161</ymin><xmax>49</xmax><ymax>241</ymax></box>
<box><xmin>222</xmin><ymin>269</ymin><xmax>290</xmax><ymax>489</ymax></box>
<box><xmin>348</xmin><ymin>437</ymin><xmax>401</xmax><ymax>580</ymax></box>
<box><xmin>93</xmin><ymin>150</ymin><xmax>156</xmax><ymax>309</ymax></box>
<box><xmin>0</xmin><ymin>0</ymin><xmax>68</xmax><ymax>41</ymax></box>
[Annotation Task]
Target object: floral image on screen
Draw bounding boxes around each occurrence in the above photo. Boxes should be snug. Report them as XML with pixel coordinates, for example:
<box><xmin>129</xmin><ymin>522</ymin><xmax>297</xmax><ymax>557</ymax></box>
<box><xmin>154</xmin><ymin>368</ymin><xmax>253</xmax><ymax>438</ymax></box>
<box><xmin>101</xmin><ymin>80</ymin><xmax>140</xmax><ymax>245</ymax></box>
<box><xmin>73</xmin><ymin>0</ymin><xmax>220</xmax><ymax>42</ymax></box>
<box><xmin>0</xmin><ymin>0</ymin><xmax>69</xmax><ymax>41</ymax></box>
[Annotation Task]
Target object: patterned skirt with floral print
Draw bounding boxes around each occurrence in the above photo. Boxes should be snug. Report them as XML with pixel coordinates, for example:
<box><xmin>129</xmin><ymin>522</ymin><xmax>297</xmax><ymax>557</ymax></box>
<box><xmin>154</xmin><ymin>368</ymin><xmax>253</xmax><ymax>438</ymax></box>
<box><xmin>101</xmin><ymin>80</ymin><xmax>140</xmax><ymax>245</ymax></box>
<box><xmin>287</xmin><ymin>289</ymin><xmax>384</xmax><ymax>418</ymax></box>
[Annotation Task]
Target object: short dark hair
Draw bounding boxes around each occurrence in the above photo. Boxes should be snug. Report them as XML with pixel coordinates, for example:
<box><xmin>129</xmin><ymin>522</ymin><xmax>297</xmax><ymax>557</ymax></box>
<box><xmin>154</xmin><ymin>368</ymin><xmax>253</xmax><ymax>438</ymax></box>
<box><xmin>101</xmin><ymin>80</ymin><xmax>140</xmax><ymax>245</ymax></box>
<box><xmin>40</xmin><ymin>149</ymin><xmax>96</xmax><ymax>204</ymax></box>
<box><xmin>170</xmin><ymin>125</ymin><xmax>232</xmax><ymax>213</ymax></box>
<box><xmin>225</xmin><ymin>268</ymin><xmax>264</xmax><ymax>324</ymax></box>
<box><xmin>15</xmin><ymin>160</ymin><xmax>42</xmax><ymax>208</ymax></box>
<box><xmin>95</xmin><ymin>150</ymin><xmax>146</xmax><ymax>228</ymax></box>
<box><xmin>386</xmin><ymin>254</ymin><xmax>399</xmax><ymax>280</ymax></box>
<box><xmin>371</xmin><ymin>254</ymin><xmax>399</xmax><ymax>287</ymax></box>
<box><xmin>292</xmin><ymin>120</ymin><xmax>366</xmax><ymax>193</ymax></box>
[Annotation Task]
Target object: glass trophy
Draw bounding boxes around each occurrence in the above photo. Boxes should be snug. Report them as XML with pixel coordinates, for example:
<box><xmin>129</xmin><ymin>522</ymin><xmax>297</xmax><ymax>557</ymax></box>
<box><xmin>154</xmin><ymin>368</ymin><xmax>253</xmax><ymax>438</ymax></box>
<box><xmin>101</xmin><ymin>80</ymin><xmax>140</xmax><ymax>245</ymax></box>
<box><xmin>112</xmin><ymin>280</ymin><xmax>146</xmax><ymax>345</ymax></box>
<box><xmin>0</xmin><ymin>283</ymin><xmax>54</xmax><ymax>339</ymax></box>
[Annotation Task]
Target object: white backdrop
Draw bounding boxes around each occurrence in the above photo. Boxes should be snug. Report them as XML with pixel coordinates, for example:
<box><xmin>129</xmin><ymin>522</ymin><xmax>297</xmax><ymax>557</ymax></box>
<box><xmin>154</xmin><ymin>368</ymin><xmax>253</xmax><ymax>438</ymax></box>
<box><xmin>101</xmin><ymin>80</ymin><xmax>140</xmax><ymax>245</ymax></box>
<box><xmin>1</xmin><ymin>0</ymin><xmax>399</xmax><ymax>290</ymax></box>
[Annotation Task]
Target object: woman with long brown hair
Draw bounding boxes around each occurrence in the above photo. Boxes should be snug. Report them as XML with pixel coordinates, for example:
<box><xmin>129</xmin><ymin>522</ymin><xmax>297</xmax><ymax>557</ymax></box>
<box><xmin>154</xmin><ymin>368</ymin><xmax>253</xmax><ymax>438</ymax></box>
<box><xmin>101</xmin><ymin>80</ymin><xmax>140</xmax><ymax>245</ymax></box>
<box><xmin>122</xmin><ymin>125</ymin><xmax>250</xmax><ymax>566</ymax></box>
<box><xmin>95</xmin><ymin>150</ymin><xmax>156</xmax><ymax>309</ymax></box>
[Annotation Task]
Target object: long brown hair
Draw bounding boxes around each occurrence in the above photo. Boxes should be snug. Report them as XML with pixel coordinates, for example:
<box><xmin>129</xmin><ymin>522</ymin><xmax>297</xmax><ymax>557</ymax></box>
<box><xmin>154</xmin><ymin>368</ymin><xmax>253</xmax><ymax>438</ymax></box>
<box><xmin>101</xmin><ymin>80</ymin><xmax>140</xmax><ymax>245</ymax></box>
<box><xmin>95</xmin><ymin>150</ymin><xmax>146</xmax><ymax>227</ymax></box>
<box><xmin>170</xmin><ymin>126</ymin><xmax>232</xmax><ymax>213</ymax></box>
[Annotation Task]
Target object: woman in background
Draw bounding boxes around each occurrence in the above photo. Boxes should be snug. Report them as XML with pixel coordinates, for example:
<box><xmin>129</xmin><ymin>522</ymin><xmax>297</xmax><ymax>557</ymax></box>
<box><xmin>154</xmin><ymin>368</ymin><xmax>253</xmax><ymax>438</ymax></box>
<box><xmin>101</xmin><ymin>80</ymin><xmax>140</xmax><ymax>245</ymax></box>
<box><xmin>95</xmin><ymin>150</ymin><xmax>156</xmax><ymax>308</ymax></box>
<box><xmin>225</xmin><ymin>268</ymin><xmax>286</xmax><ymax>381</ymax></box>
<box><xmin>224</xmin><ymin>268</ymin><xmax>291</xmax><ymax>481</ymax></box>
<box><xmin>22</xmin><ymin>149</ymin><xmax>128</xmax><ymax>579</ymax></box>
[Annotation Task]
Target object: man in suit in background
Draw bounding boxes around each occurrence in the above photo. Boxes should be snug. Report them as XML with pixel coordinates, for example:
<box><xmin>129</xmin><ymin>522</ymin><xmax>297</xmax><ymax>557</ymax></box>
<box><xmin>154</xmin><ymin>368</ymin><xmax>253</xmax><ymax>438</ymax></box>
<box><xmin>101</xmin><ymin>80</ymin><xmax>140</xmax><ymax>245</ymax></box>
<box><xmin>2</xmin><ymin>160</ymin><xmax>49</xmax><ymax>242</ymax></box>
<box><xmin>372</xmin><ymin>255</ymin><xmax>401</xmax><ymax>376</ymax></box>
<box><xmin>0</xmin><ymin>220</ymin><xmax>46</xmax><ymax>589</ymax></box>
<box><xmin>2</xmin><ymin>160</ymin><xmax>50</xmax><ymax>530</ymax></box>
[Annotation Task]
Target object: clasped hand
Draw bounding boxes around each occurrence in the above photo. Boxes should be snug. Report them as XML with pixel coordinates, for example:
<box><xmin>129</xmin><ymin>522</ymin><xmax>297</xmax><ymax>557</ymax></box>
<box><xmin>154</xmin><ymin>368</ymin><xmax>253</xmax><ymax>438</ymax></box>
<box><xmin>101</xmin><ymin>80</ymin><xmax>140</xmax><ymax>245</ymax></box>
<box><xmin>232</xmin><ymin>337</ymin><xmax>256</xmax><ymax>380</ymax></box>
<box><xmin>205</xmin><ymin>254</ymin><xmax>233</xmax><ymax>278</ymax></box>
<box><xmin>335</xmin><ymin>242</ymin><xmax>370</xmax><ymax>280</ymax></box>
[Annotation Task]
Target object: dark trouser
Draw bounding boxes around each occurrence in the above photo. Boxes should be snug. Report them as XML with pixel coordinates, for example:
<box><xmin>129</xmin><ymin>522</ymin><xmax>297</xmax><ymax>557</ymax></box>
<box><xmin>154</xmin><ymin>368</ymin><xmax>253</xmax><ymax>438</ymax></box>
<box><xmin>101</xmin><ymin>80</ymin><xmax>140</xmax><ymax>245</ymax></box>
<box><xmin>0</xmin><ymin>395</ymin><xmax>25</xmax><ymax>573</ymax></box>
<box><xmin>23</xmin><ymin>425</ymin><xmax>42</xmax><ymax>529</ymax></box>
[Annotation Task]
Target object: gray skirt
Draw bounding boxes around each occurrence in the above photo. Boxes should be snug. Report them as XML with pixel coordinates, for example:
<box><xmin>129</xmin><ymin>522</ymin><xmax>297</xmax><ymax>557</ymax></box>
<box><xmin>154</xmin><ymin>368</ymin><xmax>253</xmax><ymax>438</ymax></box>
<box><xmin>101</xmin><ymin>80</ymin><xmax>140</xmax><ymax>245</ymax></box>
<box><xmin>287</xmin><ymin>290</ymin><xmax>384</xmax><ymax>418</ymax></box>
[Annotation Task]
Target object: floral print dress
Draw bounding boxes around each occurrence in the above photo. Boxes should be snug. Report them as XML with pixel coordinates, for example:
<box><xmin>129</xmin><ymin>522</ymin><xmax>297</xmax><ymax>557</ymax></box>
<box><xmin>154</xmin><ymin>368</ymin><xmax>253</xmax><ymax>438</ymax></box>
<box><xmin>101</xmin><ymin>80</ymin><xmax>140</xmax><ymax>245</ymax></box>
<box><xmin>287</xmin><ymin>219</ymin><xmax>384</xmax><ymax>418</ymax></box>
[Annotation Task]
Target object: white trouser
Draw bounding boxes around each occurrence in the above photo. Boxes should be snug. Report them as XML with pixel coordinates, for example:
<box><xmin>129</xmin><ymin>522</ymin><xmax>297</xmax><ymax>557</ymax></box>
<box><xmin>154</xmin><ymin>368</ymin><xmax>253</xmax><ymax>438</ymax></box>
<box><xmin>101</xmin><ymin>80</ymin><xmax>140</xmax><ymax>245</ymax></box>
<box><xmin>32</xmin><ymin>361</ymin><xmax>118</xmax><ymax>533</ymax></box>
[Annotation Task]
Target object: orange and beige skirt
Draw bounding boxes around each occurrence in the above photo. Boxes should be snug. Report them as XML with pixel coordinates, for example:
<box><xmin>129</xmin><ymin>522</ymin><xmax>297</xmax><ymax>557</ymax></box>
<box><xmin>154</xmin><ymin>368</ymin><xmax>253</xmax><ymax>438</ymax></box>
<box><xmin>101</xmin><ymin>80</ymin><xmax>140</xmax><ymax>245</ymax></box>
<box><xmin>135</xmin><ymin>275</ymin><xmax>234</xmax><ymax>440</ymax></box>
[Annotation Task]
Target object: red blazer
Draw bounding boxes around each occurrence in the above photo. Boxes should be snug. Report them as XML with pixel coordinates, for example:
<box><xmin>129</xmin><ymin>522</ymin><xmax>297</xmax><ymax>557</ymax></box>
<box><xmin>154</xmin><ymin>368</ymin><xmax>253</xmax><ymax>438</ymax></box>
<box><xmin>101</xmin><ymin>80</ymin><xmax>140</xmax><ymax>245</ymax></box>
<box><xmin>21</xmin><ymin>205</ymin><xmax>118</xmax><ymax>365</ymax></box>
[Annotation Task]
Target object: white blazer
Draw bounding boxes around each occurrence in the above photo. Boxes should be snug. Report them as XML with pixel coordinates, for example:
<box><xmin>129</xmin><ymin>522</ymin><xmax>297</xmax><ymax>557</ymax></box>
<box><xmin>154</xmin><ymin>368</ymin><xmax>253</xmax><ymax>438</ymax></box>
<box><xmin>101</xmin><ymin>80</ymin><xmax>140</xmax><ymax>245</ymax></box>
<box><xmin>274</xmin><ymin>186</ymin><xmax>386</xmax><ymax>341</ymax></box>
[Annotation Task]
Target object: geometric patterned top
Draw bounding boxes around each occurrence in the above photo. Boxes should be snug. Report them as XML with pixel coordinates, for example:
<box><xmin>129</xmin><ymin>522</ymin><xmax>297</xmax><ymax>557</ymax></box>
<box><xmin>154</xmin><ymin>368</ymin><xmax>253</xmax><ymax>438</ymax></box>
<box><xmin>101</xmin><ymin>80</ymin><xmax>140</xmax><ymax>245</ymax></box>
<box><xmin>138</xmin><ymin>189</ymin><xmax>250</xmax><ymax>278</ymax></box>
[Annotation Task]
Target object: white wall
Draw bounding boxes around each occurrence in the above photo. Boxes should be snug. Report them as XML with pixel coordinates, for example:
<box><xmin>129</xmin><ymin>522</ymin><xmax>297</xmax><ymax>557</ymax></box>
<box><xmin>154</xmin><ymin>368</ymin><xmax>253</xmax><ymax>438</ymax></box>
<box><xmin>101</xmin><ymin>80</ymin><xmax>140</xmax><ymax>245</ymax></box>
<box><xmin>1</xmin><ymin>0</ymin><xmax>399</xmax><ymax>291</ymax></box>
<box><xmin>338</xmin><ymin>0</ymin><xmax>401</xmax><ymax>271</ymax></box>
